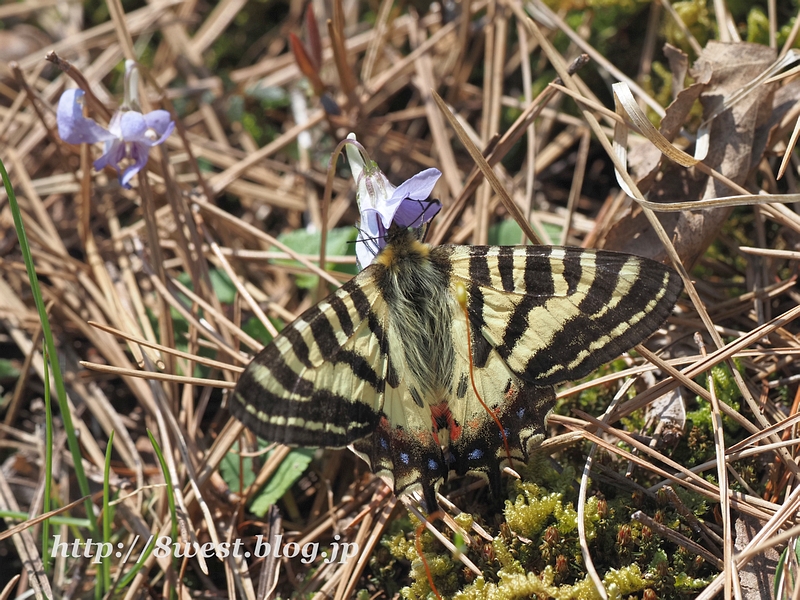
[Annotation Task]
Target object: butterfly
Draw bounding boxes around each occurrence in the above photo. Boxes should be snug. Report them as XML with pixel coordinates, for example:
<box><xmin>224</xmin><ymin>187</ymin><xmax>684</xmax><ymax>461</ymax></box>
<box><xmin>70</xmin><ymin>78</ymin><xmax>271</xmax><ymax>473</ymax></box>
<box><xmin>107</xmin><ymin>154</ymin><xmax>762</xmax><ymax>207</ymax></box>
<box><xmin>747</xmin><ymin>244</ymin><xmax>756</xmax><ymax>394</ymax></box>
<box><xmin>229</xmin><ymin>224</ymin><xmax>682</xmax><ymax>510</ymax></box>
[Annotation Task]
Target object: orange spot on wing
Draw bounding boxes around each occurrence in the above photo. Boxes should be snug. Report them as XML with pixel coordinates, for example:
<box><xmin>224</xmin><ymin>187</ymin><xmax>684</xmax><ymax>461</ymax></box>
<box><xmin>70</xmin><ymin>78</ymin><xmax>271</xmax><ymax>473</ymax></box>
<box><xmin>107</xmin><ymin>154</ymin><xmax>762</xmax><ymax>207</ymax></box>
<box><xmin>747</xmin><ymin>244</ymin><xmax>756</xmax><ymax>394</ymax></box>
<box><xmin>449</xmin><ymin>420</ymin><xmax>462</xmax><ymax>442</ymax></box>
<box><xmin>505</xmin><ymin>383</ymin><xmax>517</xmax><ymax>401</ymax></box>
<box><xmin>430</xmin><ymin>401</ymin><xmax>463</xmax><ymax>442</ymax></box>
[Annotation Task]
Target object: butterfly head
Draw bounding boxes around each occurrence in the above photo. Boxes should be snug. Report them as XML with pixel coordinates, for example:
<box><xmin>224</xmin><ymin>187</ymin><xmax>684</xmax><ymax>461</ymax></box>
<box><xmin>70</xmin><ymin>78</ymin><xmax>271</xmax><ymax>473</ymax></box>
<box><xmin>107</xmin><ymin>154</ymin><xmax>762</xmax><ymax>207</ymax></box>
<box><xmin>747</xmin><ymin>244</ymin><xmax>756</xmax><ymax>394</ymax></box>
<box><xmin>374</xmin><ymin>224</ymin><xmax>432</xmax><ymax>267</ymax></box>
<box><xmin>358</xmin><ymin>197</ymin><xmax>442</xmax><ymax>268</ymax></box>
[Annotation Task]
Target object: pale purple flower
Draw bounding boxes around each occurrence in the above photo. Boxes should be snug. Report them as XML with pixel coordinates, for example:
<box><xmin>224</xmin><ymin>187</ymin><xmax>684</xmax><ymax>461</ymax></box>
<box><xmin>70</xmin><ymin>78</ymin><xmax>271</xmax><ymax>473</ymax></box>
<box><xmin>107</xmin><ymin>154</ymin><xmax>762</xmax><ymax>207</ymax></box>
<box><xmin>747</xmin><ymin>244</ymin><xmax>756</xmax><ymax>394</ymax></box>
<box><xmin>56</xmin><ymin>89</ymin><xmax>174</xmax><ymax>189</ymax></box>
<box><xmin>345</xmin><ymin>134</ymin><xmax>441</xmax><ymax>268</ymax></box>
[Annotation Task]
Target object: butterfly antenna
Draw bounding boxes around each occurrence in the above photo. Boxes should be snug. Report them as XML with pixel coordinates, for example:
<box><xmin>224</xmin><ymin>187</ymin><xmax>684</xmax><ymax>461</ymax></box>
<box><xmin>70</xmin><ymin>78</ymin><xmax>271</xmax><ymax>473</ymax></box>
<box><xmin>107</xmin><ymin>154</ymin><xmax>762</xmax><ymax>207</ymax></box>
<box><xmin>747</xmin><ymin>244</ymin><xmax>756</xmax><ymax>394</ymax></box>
<box><xmin>414</xmin><ymin>510</ymin><xmax>445</xmax><ymax>600</ymax></box>
<box><xmin>413</xmin><ymin>197</ymin><xmax>437</xmax><ymax>216</ymax></box>
<box><xmin>352</xmin><ymin>225</ymin><xmax>384</xmax><ymax>256</ymax></box>
<box><xmin>454</xmin><ymin>282</ymin><xmax>514</xmax><ymax>467</ymax></box>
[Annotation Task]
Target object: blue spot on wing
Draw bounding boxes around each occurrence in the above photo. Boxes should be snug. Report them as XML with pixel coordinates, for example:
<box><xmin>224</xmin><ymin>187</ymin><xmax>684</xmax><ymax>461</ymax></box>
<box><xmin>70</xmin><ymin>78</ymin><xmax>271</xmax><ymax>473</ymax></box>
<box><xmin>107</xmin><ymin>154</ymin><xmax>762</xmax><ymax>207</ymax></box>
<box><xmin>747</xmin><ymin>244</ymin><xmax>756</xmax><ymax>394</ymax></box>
<box><xmin>468</xmin><ymin>448</ymin><xmax>483</xmax><ymax>461</ymax></box>
<box><xmin>517</xmin><ymin>407</ymin><xmax>525</xmax><ymax>418</ymax></box>
<box><xmin>400</xmin><ymin>452</ymin><xmax>410</xmax><ymax>464</ymax></box>
<box><xmin>428</xmin><ymin>458</ymin><xmax>439</xmax><ymax>470</ymax></box>
<box><xmin>380</xmin><ymin>437</ymin><xmax>389</xmax><ymax>450</ymax></box>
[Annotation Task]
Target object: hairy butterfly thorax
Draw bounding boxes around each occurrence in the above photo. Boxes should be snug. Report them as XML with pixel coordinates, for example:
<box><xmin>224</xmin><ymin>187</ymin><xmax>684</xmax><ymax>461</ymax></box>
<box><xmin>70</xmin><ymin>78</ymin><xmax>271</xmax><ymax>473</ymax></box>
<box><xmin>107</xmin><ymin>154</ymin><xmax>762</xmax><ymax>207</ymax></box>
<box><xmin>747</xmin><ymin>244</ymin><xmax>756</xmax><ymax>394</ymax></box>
<box><xmin>373</xmin><ymin>227</ymin><xmax>455</xmax><ymax>408</ymax></box>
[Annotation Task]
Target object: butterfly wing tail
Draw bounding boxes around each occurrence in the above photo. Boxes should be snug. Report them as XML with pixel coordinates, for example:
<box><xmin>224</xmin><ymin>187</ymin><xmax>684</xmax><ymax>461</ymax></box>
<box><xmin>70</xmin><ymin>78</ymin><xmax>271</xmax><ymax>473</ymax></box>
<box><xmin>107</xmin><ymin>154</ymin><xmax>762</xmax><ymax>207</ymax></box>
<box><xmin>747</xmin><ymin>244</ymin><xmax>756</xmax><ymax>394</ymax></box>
<box><xmin>351</xmin><ymin>419</ymin><xmax>446</xmax><ymax>512</ymax></box>
<box><xmin>448</xmin><ymin>379</ymin><xmax>555</xmax><ymax>500</ymax></box>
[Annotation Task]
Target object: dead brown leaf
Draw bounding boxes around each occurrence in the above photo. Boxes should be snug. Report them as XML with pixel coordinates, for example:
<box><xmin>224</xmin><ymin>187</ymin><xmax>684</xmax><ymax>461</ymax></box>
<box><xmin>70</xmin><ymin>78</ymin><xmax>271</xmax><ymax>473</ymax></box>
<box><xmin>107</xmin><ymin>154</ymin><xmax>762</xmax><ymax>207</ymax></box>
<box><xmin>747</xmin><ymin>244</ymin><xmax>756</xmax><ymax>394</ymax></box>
<box><xmin>602</xmin><ymin>41</ymin><xmax>778</xmax><ymax>267</ymax></box>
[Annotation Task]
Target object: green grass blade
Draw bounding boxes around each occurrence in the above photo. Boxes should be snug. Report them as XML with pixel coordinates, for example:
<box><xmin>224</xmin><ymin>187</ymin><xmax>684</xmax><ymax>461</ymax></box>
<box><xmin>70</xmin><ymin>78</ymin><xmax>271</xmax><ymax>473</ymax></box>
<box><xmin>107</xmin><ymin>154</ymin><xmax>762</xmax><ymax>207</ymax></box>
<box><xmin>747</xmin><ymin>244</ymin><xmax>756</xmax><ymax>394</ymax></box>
<box><xmin>112</xmin><ymin>430</ymin><xmax>177</xmax><ymax>593</ymax></box>
<box><xmin>0</xmin><ymin>158</ymin><xmax>100</xmax><ymax>541</ymax></box>
<box><xmin>147</xmin><ymin>430</ymin><xmax>178</xmax><ymax>541</ymax></box>
<box><xmin>41</xmin><ymin>345</ymin><xmax>53</xmax><ymax>572</ymax></box>
<box><xmin>102</xmin><ymin>430</ymin><xmax>115</xmax><ymax>594</ymax></box>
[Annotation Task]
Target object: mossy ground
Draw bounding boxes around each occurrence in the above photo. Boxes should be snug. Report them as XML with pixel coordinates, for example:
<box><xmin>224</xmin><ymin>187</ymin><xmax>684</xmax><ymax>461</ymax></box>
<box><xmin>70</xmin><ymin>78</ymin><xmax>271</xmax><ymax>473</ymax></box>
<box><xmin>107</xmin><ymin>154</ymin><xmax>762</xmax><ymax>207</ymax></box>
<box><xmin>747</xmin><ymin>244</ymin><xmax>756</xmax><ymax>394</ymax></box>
<box><xmin>376</xmin><ymin>458</ymin><xmax>718</xmax><ymax>599</ymax></box>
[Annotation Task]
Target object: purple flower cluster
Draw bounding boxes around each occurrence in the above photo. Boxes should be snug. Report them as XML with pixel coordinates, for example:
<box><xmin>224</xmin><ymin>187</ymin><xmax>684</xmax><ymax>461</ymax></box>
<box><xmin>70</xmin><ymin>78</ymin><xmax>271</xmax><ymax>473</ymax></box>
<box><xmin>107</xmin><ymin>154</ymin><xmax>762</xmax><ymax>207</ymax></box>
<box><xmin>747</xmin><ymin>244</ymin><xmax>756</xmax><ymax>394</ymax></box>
<box><xmin>56</xmin><ymin>61</ymin><xmax>174</xmax><ymax>189</ymax></box>
<box><xmin>345</xmin><ymin>134</ymin><xmax>441</xmax><ymax>268</ymax></box>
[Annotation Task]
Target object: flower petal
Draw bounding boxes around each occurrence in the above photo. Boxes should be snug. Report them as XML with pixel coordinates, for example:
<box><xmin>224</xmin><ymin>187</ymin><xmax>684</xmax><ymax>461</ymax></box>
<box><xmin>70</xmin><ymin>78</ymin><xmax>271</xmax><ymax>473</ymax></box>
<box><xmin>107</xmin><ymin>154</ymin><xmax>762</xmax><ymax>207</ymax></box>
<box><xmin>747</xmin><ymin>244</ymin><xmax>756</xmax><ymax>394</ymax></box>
<box><xmin>57</xmin><ymin>89</ymin><xmax>115</xmax><ymax>145</ymax></box>
<box><xmin>119</xmin><ymin>142</ymin><xmax>150</xmax><ymax>188</ymax></box>
<box><xmin>359</xmin><ymin>170</ymin><xmax>395</xmax><ymax>216</ymax></box>
<box><xmin>392</xmin><ymin>198</ymin><xmax>442</xmax><ymax>230</ymax></box>
<box><xmin>391</xmin><ymin>168</ymin><xmax>441</xmax><ymax>202</ymax></box>
<box><xmin>345</xmin><ymin>133</ymin><xmax>364</xmax><ymax>185</ymax></box>
<box><xmin>107</xmin><ymin>111</ymin><xmax>123</xmax><ymax>137</ymax></box>
<box><xmin>381</xmin><ymin>168</ymin><xmax>442</xmax><ymax>228</ymax></box>
<box><xmin>118</xmin><ymin>111</ymin><xmax>148</xmax><ymax>141</ymax></box>
<box><xmin>356</xmin><ymin>209</ymin><xmax>385</xmax><ymax>269</ymax></box>
<box><xmin>93</xmin><ymin>139</ymin><xmax>125</xmax><ymax>172</ymax></box>
<box><xmin>143</xmin><ymin>110</ymin><xmax>175</xmax><ymax>145</ymax></box>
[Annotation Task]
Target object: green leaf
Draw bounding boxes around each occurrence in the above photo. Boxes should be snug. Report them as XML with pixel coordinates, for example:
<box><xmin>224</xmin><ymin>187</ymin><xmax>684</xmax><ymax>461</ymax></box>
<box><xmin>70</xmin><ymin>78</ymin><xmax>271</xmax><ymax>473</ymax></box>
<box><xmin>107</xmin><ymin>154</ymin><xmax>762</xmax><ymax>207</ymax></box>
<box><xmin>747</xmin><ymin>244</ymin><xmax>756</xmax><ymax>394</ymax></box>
<box><xmin>176</xmin><ymin>269</ymin><xmax>237</xmax><ymax>305</ymax></box>
<box><xmin>209</xmin><ymin>269</ymin><xmax>237</xmax><ymax>304</ymax></box>
<box><xmin>219</xmin><ymin>444</ymin><xmax>314</xmax><ymax>515</ymax></box>
<box><xmin>242</xmin><ymin>316</ymin><xmax>279</xmax><ymax>349</ymax></box>
<box><xmin>488</xmin><ymin>220</ymin><xmax>562</xmax><ymax>246</ymax></box>
<box><xmin>0</xmin><ymin>359</ymin><xmax>20</xmax><ymax>380</ymax></box>
<box><xmin>249</xmin><ymin>448</ymin><xmax>315</xmax><ymax>517</ymax></box>
<box><xmin>540</xmin><ymin>222</ymin><xmax>562</xmax><ymax>245</ymax></box>
<box><xmin>245</xmin><ymin>83</ymin><xmax>290</xmax><ymax>108</ymax></box>
<box><xmin>776</xmin><ymin>545</ymin><xmax>788</xmax><ymax>600</ymax></box>
<box><xmin>489</xmin><ymin>219</ymin><xmax>524</xmax><ymax>245</ymax></box>
<box><xmin>219</xmin><ymin>442</ymin><xmax>258</xmax><ymax>493</ymax></box>
<box><xmin>274</xmin><ymin>226</ymin><xmax>357</xmax><ymax>289</ymax></box>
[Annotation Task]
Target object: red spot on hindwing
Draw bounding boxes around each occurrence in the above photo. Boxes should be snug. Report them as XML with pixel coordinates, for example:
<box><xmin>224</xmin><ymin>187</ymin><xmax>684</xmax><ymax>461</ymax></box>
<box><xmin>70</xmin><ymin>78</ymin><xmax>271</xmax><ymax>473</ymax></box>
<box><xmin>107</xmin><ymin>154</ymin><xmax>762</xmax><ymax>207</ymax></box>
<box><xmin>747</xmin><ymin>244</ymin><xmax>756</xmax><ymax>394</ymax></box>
<box><xmin>430</xmin><ymin>401</ymin><xmax>463</xmax><ymax>442</ymax></box>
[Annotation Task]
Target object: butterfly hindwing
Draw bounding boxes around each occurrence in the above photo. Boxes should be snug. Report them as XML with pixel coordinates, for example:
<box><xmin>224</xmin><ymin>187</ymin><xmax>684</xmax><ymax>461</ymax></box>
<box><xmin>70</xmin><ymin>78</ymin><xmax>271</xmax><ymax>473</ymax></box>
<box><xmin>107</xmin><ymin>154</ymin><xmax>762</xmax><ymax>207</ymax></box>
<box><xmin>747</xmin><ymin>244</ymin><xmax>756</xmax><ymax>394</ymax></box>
<box><xmin>446</xmin><ymin>305</ymin><xmax>556</xmax><ymax>496</ymax></box>
<box><xmin>419</xmin><ymin>244</ymin><xmax>683</xmax><ymax>502</ymax></box>
<box><xmin>351</xmin><ymin>377</ymin><xmax>448</xmax><ymax>511</ymax></box>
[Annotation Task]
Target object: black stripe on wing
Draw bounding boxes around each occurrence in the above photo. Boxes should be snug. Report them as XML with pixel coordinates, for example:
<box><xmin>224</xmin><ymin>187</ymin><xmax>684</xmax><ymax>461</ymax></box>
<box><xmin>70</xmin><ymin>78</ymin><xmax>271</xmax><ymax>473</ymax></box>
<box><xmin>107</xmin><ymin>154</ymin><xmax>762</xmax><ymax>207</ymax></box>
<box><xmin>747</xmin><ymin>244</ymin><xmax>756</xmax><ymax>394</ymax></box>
<box><xmin>446</xmin><ymin>245</ymin><xmax>682</xmax><ymax>385</ymax></box>
<box><xmin>523</xmin><ymin>256</ymin><xmax>682</xmax><ymax>383</ymax></box>
<box><xmin>232</xmin><ymin>381</ymin><xmax>380</xmax><ymax>447</ymax></box>
<box><xmin>495</xmin><ymin>247</ymin><xmax>560</xmax><ymax>360</ymax></box>
<box><xmin>230</xmin><ymin>274</ymin><xmax>388</xmax><ymax>447</ymax></box>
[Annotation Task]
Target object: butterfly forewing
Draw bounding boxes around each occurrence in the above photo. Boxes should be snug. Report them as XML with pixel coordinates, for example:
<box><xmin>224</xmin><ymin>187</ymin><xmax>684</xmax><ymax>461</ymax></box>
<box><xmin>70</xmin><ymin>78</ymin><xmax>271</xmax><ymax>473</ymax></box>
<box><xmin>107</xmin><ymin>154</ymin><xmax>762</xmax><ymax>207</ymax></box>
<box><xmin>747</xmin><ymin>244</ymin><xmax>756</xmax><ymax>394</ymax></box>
<box><xmin>230</xmin><ymin>232</ymin><xmax>683</xmax><ymax>510</ymax></box>
<box><xmin>445</xmin><ymin>245</ymin><xmax>683</xmax><ymax>385</ymax></box>
<box><xmin>231</xmin><ymin>275</ymin><xmax>387</xmax><ymax>447</ymax></box>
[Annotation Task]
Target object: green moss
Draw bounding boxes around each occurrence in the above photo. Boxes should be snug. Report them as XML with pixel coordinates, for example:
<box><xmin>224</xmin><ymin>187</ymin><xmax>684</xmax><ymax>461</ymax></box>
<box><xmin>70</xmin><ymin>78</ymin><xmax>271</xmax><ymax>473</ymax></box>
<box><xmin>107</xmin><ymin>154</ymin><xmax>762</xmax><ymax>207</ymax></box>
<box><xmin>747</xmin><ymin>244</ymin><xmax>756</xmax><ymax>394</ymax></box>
<box><xmin>674</xmin><ymin>572</ymin><xmax>714</xmax><ymax>590</ymax></box>
<box><xmin>383</xmin><ymin>483</ymin><xmax>713</xmax><ymax>598</ymax></box>
<box><xmin>381</xmin><ymin>440</ymin><xmax>716</xmax><ymax>598</ymax></box>
<box><xmin>663</xmin><ymin>0</ymin><xmax>712</xmax><ymax>52</ymax></box>
<box><xmin>513</xmin><ymin>454</ymin><xmax>579</xmax><ymax>496</ymax></box>
<box><xmin>451</xmin><ymin>563</ymin><xmax>649</xmax><ymax>600</ymax></box>
<box><xmin>746</xmin><ymin>7</ymin><xmax>770</xmax><ymax>44</ymax></box>
<box><xmin>504</xmin><ymin>482</ymin><xmax>601</xmax><ymax>542</ymax></box>
<box><xmin>505</xmin><ymin>484</ymin><xmax>563</xmax><ymax>539</ymax></box>
<box><xmin>385</xmin><ymin>522</ymin><xmax>464</xmax><ymax>599</ymax></box>
<box><xmin>401</xmin><ymin>551</ymin><xmax>460</xmax><ymax>600</ymax></box>
<box><xmin>779</xmin><ymin>17</ymin><xmax>800</xmax><ymax>49</ymax></box>
<box><xmin>602</xmin><ymin>564</ymin><xmax>647</xmax><ymax>598</ymax></box>
<box><xmin>647</xmin><ymin>61</ymin><xmax>674</xmax><ymax>113</ymax></box>
<box><xmin>492</xmin><ymin>537</ymin><xmax>522</xmax><ymax>572</ymax></box>
<box><xmin>670</xmin><ymin>360</ymin><xmax>747</xmax><ymax>469</ymax></box>
<box><xmin>454</xmin><ymin>512</ymin><xmax>474</xmax><ymax>532</ymax></box>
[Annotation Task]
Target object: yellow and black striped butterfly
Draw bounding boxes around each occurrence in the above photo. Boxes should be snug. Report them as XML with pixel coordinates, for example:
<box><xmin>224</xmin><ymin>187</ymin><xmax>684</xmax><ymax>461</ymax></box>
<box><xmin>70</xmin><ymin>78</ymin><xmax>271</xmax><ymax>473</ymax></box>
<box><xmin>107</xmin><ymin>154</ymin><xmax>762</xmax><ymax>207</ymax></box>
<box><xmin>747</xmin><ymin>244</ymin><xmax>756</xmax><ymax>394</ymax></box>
<box><xmin>230</xmin><ymin>225</ymin><xmax>682</xmax><ymax>510</ymax></box>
